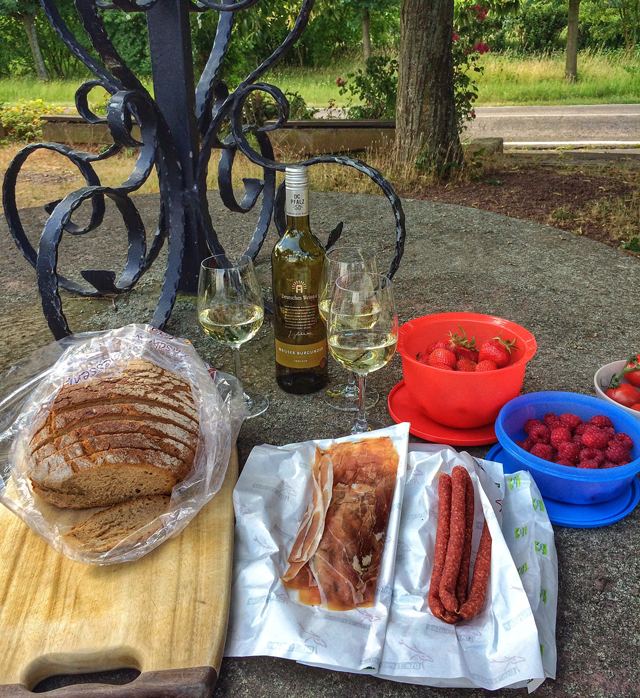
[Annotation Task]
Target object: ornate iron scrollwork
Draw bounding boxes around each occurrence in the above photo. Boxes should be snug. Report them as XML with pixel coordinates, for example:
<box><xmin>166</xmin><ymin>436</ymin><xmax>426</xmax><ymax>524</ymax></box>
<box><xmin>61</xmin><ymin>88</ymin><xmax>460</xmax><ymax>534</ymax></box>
<box><xmin>2</xmin><ymin>0</ymin><xmax>406</xmax><ymax>340</ymax></box>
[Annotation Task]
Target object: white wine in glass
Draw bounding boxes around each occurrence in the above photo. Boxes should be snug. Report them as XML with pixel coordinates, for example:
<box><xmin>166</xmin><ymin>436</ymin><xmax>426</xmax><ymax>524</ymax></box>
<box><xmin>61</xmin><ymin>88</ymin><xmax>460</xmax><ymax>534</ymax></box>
<box><xmin>318</xmin><ymin>246</ymin><xmax>380</xmax><ymax>411</ymax></box>
<box><xmin>198</xmin><ymin>255</ymin><xmax>268</xmax><ymax>419</ymax></box>
<box><xmin>328</xmin><ymin>273</ymin><xmax>398</xmax><ymax>434</ymax></box>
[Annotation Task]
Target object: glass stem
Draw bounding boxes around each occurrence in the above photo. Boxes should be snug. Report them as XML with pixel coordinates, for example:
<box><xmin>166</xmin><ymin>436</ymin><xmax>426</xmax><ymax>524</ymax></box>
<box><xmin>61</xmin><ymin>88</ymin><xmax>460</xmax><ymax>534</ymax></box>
<box><xmin>232</xmin><ymin>346</ymin><xmax>243</xmax><ymax>387</ymax></box>
<box><xmin>354</xmin><ymin>374</ymin><xmax>368</xmax><ymax>433</ymax></box>
<box><xmin>345</xmin><ymin>371</ymin><xmax>358</xmax><ymax>398</ymax></box>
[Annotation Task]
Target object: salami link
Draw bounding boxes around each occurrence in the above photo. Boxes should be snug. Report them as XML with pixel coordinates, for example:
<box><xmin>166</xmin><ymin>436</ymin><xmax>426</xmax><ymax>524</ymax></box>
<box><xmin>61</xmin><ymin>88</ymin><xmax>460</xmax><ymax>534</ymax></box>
<box><xmin>458</xmin><ymin>519</ymin><xmax>492</xmax><ymax>621</ymax></box>
<box><xmin>427</xmin><ymin>473</ymin><xmax>452</xmax><ymax>619</ymax></box>
<box><xmin>455</xmin><ymin>471</ymin><xmax>475</xmax><ymax>607</ymax></box>
<box><xmin>439</xmin><ymin>465</ymin><xmax>467</xmax><ymax>613</ymax></box>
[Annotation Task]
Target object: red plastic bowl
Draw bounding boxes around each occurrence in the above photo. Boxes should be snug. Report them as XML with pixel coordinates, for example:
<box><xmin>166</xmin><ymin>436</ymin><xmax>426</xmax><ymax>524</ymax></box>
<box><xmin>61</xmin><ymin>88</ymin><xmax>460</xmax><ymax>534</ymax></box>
<box><xmin>397</xmin><ymin>313</ymin><xmax>537</xmax><ymax>429</ymax></box>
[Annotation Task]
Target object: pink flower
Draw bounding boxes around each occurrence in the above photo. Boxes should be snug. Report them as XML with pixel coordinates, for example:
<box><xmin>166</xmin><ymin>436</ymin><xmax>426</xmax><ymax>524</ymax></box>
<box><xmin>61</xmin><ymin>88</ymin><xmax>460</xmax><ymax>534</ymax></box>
<box><xmin>474</xmin><ymin>41</ymin><xmax>490</xmax><ymax>54</ymax></box>
<box><xmin>453</xmin><ymin>30</ymin><xmax>459</xmax><ymax>42</ymax></box>
<box><xmin>336</xmin><ymin>77</ymin><xmax>345</xmax><ymax>87</ymax></box>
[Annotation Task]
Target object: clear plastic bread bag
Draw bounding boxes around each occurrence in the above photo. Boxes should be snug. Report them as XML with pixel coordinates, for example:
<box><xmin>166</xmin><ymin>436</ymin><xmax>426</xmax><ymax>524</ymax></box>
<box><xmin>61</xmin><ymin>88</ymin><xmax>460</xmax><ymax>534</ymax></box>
<box><xmin>0</xmin><ymin>324</ymin><xmax>245</xmax><ymax>565</ymax></box>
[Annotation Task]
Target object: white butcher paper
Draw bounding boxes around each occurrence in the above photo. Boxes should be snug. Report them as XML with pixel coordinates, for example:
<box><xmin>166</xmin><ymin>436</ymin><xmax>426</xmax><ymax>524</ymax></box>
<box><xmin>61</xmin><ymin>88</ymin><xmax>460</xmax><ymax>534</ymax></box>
<box><xmin>378</xmin><ymin>448</ymin><xmax>557</xmax><ymax>692</ymax></box>
<box><xmin>224</xmin><ymin>423</ymin><xmax>410</xmax><ymax>672</ymax></box>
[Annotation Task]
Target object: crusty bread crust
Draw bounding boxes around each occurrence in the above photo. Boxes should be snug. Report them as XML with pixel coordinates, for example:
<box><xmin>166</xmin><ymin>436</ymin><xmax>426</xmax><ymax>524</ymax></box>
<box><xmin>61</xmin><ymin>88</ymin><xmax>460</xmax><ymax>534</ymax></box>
<box><xmin>27</xmin><ymin>360</ymin><xmax>199</xmax><ymax>510</ymax></box>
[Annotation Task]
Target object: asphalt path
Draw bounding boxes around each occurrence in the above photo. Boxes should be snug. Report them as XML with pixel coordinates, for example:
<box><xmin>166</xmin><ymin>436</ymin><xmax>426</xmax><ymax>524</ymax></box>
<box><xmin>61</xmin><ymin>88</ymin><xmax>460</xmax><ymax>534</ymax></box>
<box><xmin>464</xmin><ymin>103</ymin><xmax>640</xmax><ymax>147</ymax></box>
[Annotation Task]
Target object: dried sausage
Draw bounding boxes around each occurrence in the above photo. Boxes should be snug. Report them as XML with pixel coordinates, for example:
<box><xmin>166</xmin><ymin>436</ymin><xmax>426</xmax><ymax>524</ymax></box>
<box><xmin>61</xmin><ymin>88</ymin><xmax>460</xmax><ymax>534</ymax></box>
<box><xmin>458</xmin><ymin>519</ymin><xmax>492</xmax><ymax>621</ymax></box>
<box><xmin>439</xmin><ymin>466</ymin><xmax>467</xmax><ymax>612</ymax></box>
<box><xmin>427</xmin><ymin>473</ymin><xmax>452</xmax><ymax>619</ymax></box>
<box><xmin>455</xmin><ymin>471</ymin><xmax>475</xmax><ymax>607</ymax></box>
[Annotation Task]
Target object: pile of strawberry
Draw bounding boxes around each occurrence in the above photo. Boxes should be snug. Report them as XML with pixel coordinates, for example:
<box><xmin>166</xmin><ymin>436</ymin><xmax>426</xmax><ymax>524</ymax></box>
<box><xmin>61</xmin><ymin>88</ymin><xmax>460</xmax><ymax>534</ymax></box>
<box><xmin>517</xmin><ymin>412</ymin><xmax>634</xmax><ymax>469</ymax></box>
<box><xmin>416</xmin><ymin>326</ymin><xmax>518</xmax><ymax>373</ymax></box>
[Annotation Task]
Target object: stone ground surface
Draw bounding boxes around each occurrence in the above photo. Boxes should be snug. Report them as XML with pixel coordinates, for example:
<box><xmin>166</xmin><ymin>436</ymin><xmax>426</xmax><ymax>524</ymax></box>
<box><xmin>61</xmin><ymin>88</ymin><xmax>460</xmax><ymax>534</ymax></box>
<box><xmin>1</xmin><ymin>191</ymin><xmax>640</xmax><ymax>697</ymax></box>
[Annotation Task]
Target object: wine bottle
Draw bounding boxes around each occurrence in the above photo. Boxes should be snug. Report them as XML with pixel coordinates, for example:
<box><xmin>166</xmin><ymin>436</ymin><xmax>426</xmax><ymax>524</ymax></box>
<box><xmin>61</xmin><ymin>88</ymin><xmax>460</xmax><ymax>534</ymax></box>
<box><xmin>272</xmin><ymin>166</ymin><xmax>329</xmax><ymax>394</ymax></box>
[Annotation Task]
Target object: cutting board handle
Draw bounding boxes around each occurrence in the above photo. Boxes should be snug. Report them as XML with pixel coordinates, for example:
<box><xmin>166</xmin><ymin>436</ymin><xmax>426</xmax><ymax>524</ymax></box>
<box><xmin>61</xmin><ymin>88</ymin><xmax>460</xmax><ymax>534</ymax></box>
<box><xmin>0</xmin><ymin>667</ymin><xmax>218</xmax><ymax>698</ymax></box>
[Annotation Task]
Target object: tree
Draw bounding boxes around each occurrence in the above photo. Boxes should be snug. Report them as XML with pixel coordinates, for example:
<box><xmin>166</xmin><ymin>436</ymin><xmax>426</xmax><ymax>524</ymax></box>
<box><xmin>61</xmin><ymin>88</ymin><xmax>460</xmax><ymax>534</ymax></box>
<box><xmin>343</xmin><ymin>0</ymin><xmax>400</xmax><ymax>67</ymax></box>
<box><xmin>565</xmin><ymin>0</ymin><xmax>580</xmax><ymax>81</ymax></box>
<box><xmin>0</xmin><ymin>0</ymin><xmax>48</xmax><ymax>81</ymax></box>
<box><xmin>394</xmin><ymin>0</ymin><xmax>463</xmax><ymax>172</ymax></box>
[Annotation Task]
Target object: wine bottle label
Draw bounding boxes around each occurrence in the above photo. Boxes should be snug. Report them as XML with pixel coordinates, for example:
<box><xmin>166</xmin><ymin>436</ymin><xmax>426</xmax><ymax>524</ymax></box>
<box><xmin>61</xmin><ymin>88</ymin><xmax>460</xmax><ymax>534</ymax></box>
<box><xmin>275</xmin><ymin>339</ymin><xmax>327</xmax><ymax>369</ymax></box>
<box><xmin>286</xmin><ymin>189</ymin><xmax>308</xmax><ymax>217</ymax></box>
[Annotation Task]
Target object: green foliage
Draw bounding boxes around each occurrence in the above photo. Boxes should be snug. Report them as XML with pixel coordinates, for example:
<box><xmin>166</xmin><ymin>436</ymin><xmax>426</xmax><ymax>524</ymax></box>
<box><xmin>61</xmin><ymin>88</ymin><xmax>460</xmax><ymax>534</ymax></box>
<box><xmin>338</xmin><ymin>56</ymin><xmax>398</xmax><ymax>119</ymax></box>
<box><xmin>242</xmin><ymin>89</ymin><xmax>314</xmax><ymax>126</ymax></box>
<box><xmin>0</xmin><ymin>98</ymin><xmax>65</xmax><ymax>141</ymax></box>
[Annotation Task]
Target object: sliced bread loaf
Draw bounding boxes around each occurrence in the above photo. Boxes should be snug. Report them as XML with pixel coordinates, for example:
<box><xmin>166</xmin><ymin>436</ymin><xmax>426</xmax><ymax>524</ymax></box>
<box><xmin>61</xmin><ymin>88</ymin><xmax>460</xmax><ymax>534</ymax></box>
<box><xmin>63</xmin><ymin>495</ymin><xmax>170</xmax><ymax>553</ymax></box>
<box><xmin>27</xmin><ymin>360</ymin><xmax>199</xmax><ymax>509</ymax></box>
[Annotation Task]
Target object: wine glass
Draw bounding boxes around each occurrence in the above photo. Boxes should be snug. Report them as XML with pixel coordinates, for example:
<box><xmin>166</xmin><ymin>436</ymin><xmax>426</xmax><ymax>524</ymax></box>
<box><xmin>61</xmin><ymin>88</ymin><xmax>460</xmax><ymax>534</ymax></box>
<box><xmin>319</xmin><ymin>247</ymin><xmax>380</xmax><ymax>411</ymax></box>
<box><xmin>198</xmin><ymin>255</ymin><xmax>269</xmax><ymax>419</ymax></box>
<box><xmin>327</xmin><ymin>273</ymin><xmax>398</xmax><ymax>434</ymax></box>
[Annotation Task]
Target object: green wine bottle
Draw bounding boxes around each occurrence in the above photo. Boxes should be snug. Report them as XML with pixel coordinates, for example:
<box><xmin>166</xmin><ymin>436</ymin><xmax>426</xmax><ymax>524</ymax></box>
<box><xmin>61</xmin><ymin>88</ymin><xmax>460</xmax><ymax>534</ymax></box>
<box><xmin>272</xmin><ymin>166</ymin><xmax>329</xmax><ymax>394</ymax></box>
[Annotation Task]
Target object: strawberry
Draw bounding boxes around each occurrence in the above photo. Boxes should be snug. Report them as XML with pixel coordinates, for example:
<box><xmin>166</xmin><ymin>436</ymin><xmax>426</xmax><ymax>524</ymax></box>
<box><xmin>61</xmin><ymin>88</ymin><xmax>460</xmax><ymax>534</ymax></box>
<box><xmin>447</xmin><ymin>326</ymin><xmax>479</xmax><ymax>363</ymax></box>
<box><xmin>478</xmin><ymin>332</ymin><xmax>518</xmax><ymax>369</ymax></box>
<box><xmin>560</xmin><ymin>413</ymin><xmax>583</xmax><ymax>432</ymax></box>
<box><xmin>581</xmin><ymin>427</ymin><xmax>609</xmax><ymax>451</ymax></box>
<box><xmin>475</xmin><ymin>359</ymin><xmax>498</xmax><ymax>372</ymax></box>
<box><xmin>530</xmin><ymin>443</ymin><xmax>554</xmax><ymax>461</ymax></box>
<box><xmin>456</xmin><ymin>358</ymin><xmax>477</xmax><ymax>372</ymax></box>
<box><xmin>588</xmin><ymin>415</ymin><xmax>614</xmax><ymax>429</ymax></box>
<box><xmin>428</xmin><ymin>348</ymin><xmax>456</xmax><ymax>369</ymax></box>
<box><xmin>430</xmin><ymin>363</ymin><xmax>454</xmax><ymax>371</ymax></box>
<box><xmin>550</xmin><ymin>425</ymin><xmax>572</xmax><ymax>449</ymax></box>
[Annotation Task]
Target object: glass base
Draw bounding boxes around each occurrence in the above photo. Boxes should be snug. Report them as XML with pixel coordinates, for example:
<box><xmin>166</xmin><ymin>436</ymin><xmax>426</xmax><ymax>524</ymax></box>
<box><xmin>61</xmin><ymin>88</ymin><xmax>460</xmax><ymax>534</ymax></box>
<box><xmin>324</xmin><ymin>382</ymin><xmax>379</xmax><ymax>411</ymax></box>
<box><xmin>243</xmin><ymin>390</ymin><xmax>269</xmax><ymax>419</ymax></box>
<box><xmin>350</xmin><ymin>418</ymin><xmax>387</xmax><ymax>435</ymax></box>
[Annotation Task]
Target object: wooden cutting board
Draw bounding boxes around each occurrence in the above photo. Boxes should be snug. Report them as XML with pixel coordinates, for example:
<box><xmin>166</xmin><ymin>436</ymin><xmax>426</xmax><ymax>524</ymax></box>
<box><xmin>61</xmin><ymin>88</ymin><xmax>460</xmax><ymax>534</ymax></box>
<box><xmin>0</xmin><ymin>448</ymin><xmax>238</xmax><ymax>698</ymax></box>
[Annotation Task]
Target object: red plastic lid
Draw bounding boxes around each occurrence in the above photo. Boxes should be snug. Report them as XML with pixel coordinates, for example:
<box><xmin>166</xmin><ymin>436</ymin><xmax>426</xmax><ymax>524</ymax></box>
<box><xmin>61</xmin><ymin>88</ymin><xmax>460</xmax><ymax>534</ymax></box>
<box><xmin>388</xmin><ymin>380</ymin><xmax>498</xmax><ymax>446</ymax></box>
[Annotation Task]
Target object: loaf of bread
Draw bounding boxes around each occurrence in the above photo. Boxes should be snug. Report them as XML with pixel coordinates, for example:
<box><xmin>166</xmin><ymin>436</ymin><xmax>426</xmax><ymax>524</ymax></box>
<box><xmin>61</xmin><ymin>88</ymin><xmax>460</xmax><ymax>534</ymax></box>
<box><xmin>27</xmin><ymin>359</ymin><xmax>199</xmax><ymax>509</ymax></box>
<box><xmin>64</xmin><ymin>495</ymin><xmax>170</xmax><ymax>553</ymax></box>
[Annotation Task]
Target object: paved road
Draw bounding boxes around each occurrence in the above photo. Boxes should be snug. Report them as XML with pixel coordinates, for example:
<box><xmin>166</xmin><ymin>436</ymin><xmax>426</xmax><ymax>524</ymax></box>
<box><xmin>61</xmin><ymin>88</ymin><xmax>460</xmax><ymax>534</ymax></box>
<box><xmin>464</xmin><ymin>103</ymin><xmax>640</xmax><ymax>147</ymax></box>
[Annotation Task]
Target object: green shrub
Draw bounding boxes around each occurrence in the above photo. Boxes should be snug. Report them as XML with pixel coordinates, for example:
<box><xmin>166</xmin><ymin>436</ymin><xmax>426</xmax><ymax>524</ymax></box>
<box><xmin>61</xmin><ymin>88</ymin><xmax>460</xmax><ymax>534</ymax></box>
<box><xmin>0</xmin><ymin>99</ymin><xmax>66</xmax><ymax>141</ymax></box>
<box><xmin>338</xmin><ymin>55</ymin><xmax>398</xmax><ymax>119</ymax></box>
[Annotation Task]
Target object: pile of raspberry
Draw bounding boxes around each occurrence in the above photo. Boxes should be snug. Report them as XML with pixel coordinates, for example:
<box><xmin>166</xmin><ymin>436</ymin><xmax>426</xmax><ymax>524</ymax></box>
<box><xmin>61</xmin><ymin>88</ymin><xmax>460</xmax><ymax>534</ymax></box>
<box><xmin>516</xmin><ymin>413</ymin><xmax>635</xmax><ymax>469</ymax></box>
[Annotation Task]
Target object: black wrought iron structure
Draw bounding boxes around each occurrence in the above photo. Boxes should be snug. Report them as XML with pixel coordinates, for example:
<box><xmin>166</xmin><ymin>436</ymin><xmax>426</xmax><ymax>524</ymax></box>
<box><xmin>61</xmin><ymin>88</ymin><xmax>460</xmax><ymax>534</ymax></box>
<box><xmin>3</xmin><ymin>0</ymin><xmax>406</xmax><ymax>340</ymax></box>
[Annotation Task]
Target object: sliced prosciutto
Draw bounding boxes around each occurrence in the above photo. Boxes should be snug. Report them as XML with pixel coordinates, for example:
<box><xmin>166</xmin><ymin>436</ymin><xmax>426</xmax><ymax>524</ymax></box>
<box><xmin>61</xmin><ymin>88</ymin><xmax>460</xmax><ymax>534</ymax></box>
<box><xmin>282</xmin><ymin>437</ymin><xmax>398</xmax><ymax>611</ymax></box>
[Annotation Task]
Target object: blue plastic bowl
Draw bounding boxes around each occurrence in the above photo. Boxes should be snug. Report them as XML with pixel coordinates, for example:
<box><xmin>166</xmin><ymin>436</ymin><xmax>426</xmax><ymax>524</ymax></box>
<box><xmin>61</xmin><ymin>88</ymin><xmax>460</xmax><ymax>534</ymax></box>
<box><xmin>495</xmin><ymin>391</ymin><xmax>640</xmax><ymax>505</ymax></box>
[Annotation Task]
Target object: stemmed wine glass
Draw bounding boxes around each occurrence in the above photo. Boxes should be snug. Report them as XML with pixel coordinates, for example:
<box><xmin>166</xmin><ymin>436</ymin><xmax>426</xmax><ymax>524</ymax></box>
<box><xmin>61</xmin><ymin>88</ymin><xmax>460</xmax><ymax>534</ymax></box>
<box><xmin>327</xmin><ymin>273</ymin><xmax>398</xmax><ymax>434</ymax></box>
<box><xmin>319</xmin><ymin>247</ymin><xmax>380</xmax><ymax>411</ymax></box>
<box><xmin>198</xmin><ymin>255</ymin><xmax>269</xmax><ymax>419</ymax></box>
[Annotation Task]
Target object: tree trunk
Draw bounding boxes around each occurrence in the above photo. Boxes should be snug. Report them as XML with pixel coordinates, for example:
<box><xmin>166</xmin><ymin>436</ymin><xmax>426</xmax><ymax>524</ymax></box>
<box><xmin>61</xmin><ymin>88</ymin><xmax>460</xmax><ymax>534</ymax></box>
<box><xmin>21</xmin><ymin>12</ymin><xmax>48</xmax><ymax>82</ymax></box>
<box><xmin>565</xmin><ymin>0</ymin><xmax>580</xmax><ymax>82</ymax></box>
<box><xmin>394</xmin><ymin>0</ymin><xmax>462</xmax><ymax>172</ymax></box>
<box><xmin>362</xmin><ymin>8</ymin><xmax>372</xmax><ymax>66</ymax></box>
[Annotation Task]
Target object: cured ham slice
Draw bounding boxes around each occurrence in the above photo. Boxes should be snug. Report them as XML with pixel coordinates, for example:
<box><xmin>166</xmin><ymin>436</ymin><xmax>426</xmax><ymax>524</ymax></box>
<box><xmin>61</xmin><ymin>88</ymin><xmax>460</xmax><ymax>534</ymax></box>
<box><xmin>282</xmin><ymin>449</ymin><xmax>333</xmax><ymax>582</ymax></box>
<box><xmin>282</xmin><ymin>437</ymin><xmax>398</xmax><ymax>611</ymax></box>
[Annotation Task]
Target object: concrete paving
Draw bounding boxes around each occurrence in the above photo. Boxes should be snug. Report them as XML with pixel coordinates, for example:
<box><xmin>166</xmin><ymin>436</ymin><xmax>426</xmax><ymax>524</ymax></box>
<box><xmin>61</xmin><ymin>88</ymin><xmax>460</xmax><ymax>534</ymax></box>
<box><xmin>1</xmin><ymin>192</ymin><xmax>640</xmax><ymax>697</ymax></box>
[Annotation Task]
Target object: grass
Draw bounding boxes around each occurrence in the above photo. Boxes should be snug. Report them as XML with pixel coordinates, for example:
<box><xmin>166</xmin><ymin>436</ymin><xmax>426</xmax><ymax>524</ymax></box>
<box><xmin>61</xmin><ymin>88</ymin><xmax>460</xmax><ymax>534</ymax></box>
<box><xmin>3</xmin><ymin>51</ymin><xmax>640</xmax><ymax>110</ymax></box>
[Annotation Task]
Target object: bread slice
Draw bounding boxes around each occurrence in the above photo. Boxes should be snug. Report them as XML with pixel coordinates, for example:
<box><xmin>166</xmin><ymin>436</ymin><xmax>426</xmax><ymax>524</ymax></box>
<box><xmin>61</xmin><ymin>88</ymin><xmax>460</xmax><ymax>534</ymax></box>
<box><xmin>63</xmin><ymin>495</ymin><xmax>170</xmax><ymax>553</ymax></box>
<box><xmin>27</xmin><ymin>360</ymin><xmax>199</xmax><ymax>509</ymax></box>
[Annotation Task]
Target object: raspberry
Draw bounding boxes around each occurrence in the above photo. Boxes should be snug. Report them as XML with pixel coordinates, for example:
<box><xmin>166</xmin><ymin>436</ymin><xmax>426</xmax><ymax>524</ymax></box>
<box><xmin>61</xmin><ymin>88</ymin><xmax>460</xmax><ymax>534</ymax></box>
<box><xmin>530</xmin><ymin>443</ymin><xmax>554</xmax><ymax>461</ymax></box>
<box><xmin>578</xmin><ymin>459</ymin><xmax>599</xmax><ymax>469</ymax></box>
<box><xmin>579</xmin><ymin>448</ymin><xmax>605</xmax><ymax>466</ymax></box>
<box><xmin>557</xmin><ymin>441</ymin><xmax>580</xmax><ymax>464</ymax></box>
<box><xmin>601</xmin><ymin>461</ymin><xmax>619</xmax><ymax>469</ymax></box>
<box><xmin>556</xmin><ymin>459</ymin><xmax>576</xmax><ymax>467</ymax></box>
<box><xmin>604</xmin><ymin>443</ymin><xmax>631</xmax><ymax>464</ymax></box>
<box><xmin>560</xmin><ymin>413</ymin><xmax>582</xmax><ymax>431</ymax></box>
<box><xmin>619</xmin><ymin>460</ymin><xmax>631</xmax><ymax>466</ymax></box>
<box><xmin>589</xmin><ymin>415</ymin><xmax>614</xmax><ymax>429</ymax></box>
<box><xmin>613</xmin><ymin>432</ymin><xmax>634</xmax><ymax>450</ymax></box>
<box><xmin>543</xmin><ymin>412</ymin><xmax>561</xmax><ymax>428</ymax></box>
<box><xmin>456</xmin><ymin>358</ymin><xmax>477</xmax><ymax>372</ymax></box>
<box><xmin>571</xmin><ymin>433</ymin><xmax>583</xmax><ymax>446</ymax></box>
<box><xmin>601</xmin><ymin>427</ymin><xmax>615</xmax><ymax>440</ymax></box>
<box><xmin>524</xmin><ymin>419</ymin><xmax>544</xmax><ymax>435</ymax></box>
<box><xmin>574</xmin><ymin>422</ymin><xmax>591</xmax><ymax>436</ymax></box>
<box><xmin>528</xmin><ymin>423</ymin><xmax>550</xmax><ymax>445</ymax></box>
<box><xmin>521</xmin><ymin>437</ymin><xmax>534</xmax><ymax>451</ymax></box>
<box><xmin>550</xmin><ymin>425</ymin><xmax>572</xmax><ymax>449</ymax></box>
<box><xmin>582</xmin><ymin>427</ymin><xmax>609</xmax><ymax>450</ymax></box>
